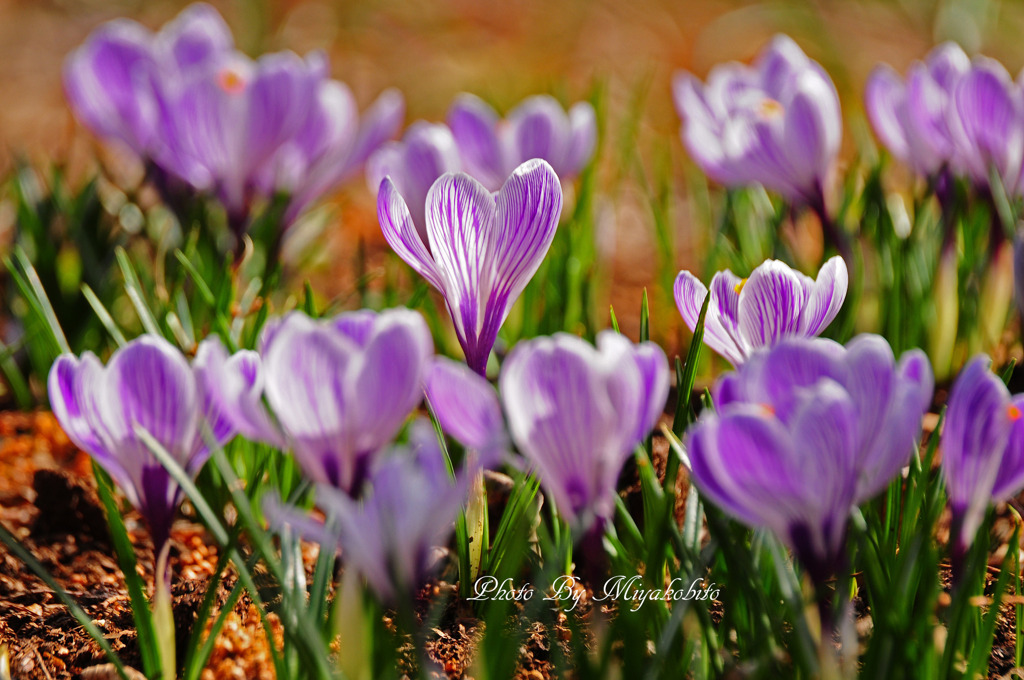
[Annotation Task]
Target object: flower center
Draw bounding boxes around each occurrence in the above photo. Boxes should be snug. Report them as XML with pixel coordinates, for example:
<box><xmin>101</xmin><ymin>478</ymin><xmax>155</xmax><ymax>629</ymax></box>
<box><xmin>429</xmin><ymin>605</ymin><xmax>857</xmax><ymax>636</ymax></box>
<box><xmin>757</xmin><ymin>98</ymin><xmax>784</xmax><ymax>119</ymax></box>
<box><xmin>734</xmin><ymin>278</ymin><xmax>748</xmax><ymax>295</ymax></box>
<box><xmin>760</xmin><ymin>403</ymin><xmax>775</xmax><ymax>417</ymax></box>
<box><xmin>1009</xmin><ymin>404</ymin><xmax>1022</xmax><ymax>421</ymax></box>
<box><xmin>217</xmin><ymin>68</ymin><xmax>247</xmax><ymax>95</ymax></box>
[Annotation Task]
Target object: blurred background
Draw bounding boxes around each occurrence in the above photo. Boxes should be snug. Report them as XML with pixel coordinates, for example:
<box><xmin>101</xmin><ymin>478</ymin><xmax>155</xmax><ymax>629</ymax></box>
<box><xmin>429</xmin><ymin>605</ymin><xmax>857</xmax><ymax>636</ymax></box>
<box><xmin>2</xmin><ymin>0</ymin><xmax>1023</xmax><ymax>358</ymax></box>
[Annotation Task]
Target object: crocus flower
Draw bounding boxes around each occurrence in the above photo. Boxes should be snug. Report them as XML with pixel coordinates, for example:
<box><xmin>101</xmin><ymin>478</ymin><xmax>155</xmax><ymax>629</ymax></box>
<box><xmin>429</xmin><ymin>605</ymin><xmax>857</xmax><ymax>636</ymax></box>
<box><xmin>672</xmin><ymin>35</ymin><xmax>841</xmax><ymax>210</ymax></box>
<box><xmin>865</xmin><ymin>43</ymin><xmax>970</xmax><ymax>178</ymax></box>
<box><xmin>424</xmin><ymin>356</ymin><xmax>508</xmax><ymax>465</ymax></box>
<box><xmin>367</xmin><ymin>121</ymin><xmax>462</xmax><ymax>239</ymax></box>
<box><xmin>940</xmin><ymin>355</ymin><xmax>1024</xmax><ymax>564</ymax></box>
<box><xmin>63</xmin><ymin>3</ymin><xmax>232</xmax><ymax>158</ymax></box>
<box><xmin>947</xmin><ymin>57</ymin><xmax>1024</xmax><ymax>197</ymax></box>
<box><xmin>497</xmin><ymin>331</ymin><xmax>669</xmax><ymax>532</ymax></box>
<box><xmin>378</xmin><ymin>159</ymin><xmax>562</xmax><ymax>374</ymax></box>
<box><xmin>447</xmin><ymin>93</ymin><xmax>597</xmax><ymax>192</ymax></box>
<box><xmin>48</xmin><ymin>335</ymin><xmax>234</xmax><ymax>551</ymax></box>
<box><xmin>200</xmin><ymin>308</ymin><xmax>432</xmax><ymax>492</ymax></box>
<box><xmin>65</xmin><ymin>4</ymin><xmax>401</xmax><ymax>235</ymax></box>
<box><xmin>674</xmin><ymin>256</ymin><xmax>848</xmax><ymax>366</ymax></box>
<box><xmin>268</xmin><ymin>421</ymin><xmax>469</xmax><ymax>602</ymax></box>
<box><xmin>686</xmin><ymin>336</ymin><xmax>932</xmax><ymax>602</ymax></box>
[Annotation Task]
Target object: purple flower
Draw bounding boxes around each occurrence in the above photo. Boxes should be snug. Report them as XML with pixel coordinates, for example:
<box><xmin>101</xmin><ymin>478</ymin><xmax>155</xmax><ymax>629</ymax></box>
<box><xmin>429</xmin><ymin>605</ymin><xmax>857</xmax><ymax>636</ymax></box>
<box><xmin>672</xmin><ymin>34</ymin><xmax>841</xmax><ymax>207</ymax></box>
<box><xmin>200</xmin><ymin>308</ymin><xmax>432</xmax><ymax>492</ymax></box>
<box><xmin>947</xmin><ymin>58</ymin><xmax>1024</xmax><ymax>196</ymax></box>
<box><xmin>686</xmin><ymin>335</ymin><xmax>932</xmax><ymax>586</ymax></box>
<box><xmin>865</xmin><ymin>43</ymin><xmax>970</xmax><ymax>177</ymax></box>
<box><xmin>269</xmin><ymin>421</ymin><xmax>468</xmax><ymax>602</ymax></box>
<box><xmin>940</xmin><ymin>355</ymin><xmax>1024</xmax><ymax>557</ymax></box>
<box><xmin>497</xmin><ymin>331</ymin><xmax>669</xmax><ymax>531</ymax></box>
<box><xmin>367</xmin><ymin>121</ymin><xmax>462</xmax><ymax>240</ymax></box>
<box><xmin>674</xmin><ymin>256</ymin><xmax>848</xmax><ymax>366</ymax></box>
<box><xmin>65</xmin><ymin>4</ymin><xmax>401</xmax><ymax>233</ymax></box>
<box><xmin>378</xmin><ymin>159</ymin><xmax>563</xmax><ymax>375</ymax></box>
<box><xmin>447</xmin><ymin>94</ymin><xmax>597</xmax><ymax>192</ymax></box>
<box><xmin>48</xmin><ymin>335</ymin><xmax>234</xmax><ymax>550</ymax></box>
<box><xmin>63</xmin><ymin>3</ymin><xmax>232</xmax><ymax>157</ymax></box>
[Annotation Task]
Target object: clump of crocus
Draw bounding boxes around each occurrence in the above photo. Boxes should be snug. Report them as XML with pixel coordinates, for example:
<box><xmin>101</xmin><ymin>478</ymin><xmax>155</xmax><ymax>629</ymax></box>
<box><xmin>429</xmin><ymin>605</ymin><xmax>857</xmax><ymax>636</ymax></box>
<box><xmin>447</xmin><ymin>93</ymin><xmax>597</xmax><ymax>192</ymax></box>
<box><xmin>673</xmin><ymin>35</ymin><xmax>841</xmax><ymax>224</ymax></box>
<box><xmin>267</xmin><ymin>421</ymin><xmax>471</xmax><ymax>604</ymax></box>
<box><xmin>64</xmin><ymin>3</ymin><xmax>402</xmax><ymax>237</ymax></box>
<box><xmin>940</xmin><ymin>355</ymin><xmax>1024</xmax><ymax>579</ymax></box>
<box><xmin>199</xmin><ymin>308</ymin><xmax>432</xmax><ymax>492</ymax></box>
<box><xmin>865</xmin><ymin>43</ymin><xmax>969</xmax><ymax>181</ymax></box>
<box><xmin>378</xmin><ymin>159</ymin><xmax>563</xmax><ymax>375</ymax></box>
<box><xmin>48</xmin><ymin>334</ymin><xmax>235</xmax><ymax>680</ymax></box>
<box><xmin>367</xmin><ymin>121</ymin><xmax>463</xmax><ymax>239</ymax></box>
<box><xmin>686</xmin><ymin>335</ymin><xmax>933</xmax><ymax>631</ymax></box>
<box><xmin>674</xmin><ymin>256</ymin><xmax>848</xmax><ymax>366</ymax></box>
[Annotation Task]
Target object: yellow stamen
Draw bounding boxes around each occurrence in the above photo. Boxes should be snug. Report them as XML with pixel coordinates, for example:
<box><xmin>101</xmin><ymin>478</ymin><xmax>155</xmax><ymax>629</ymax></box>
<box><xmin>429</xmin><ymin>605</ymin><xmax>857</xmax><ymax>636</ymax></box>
<box><xmin>217</xmin><ymin>68</ymin><xmax>247</xmax><ymax>95</ymax></box>
<box><xmin>760</xmin><ymin>403</ymin><xmax>775</xmax><ymax>417</ymax></box>
<box><xmin>758</xmin><ymin>98</ymin><xmax>784</xmax><ymax>119</ymax></box>
<box><xmin>734</xmin><ymin>278</ymin><xmax>748</xmax><ymax>296</ymax></box>
<box><xmin>1009</xmin><ymin>404</ymin><xmax>1022</xmax><ymax>421</ymax></box>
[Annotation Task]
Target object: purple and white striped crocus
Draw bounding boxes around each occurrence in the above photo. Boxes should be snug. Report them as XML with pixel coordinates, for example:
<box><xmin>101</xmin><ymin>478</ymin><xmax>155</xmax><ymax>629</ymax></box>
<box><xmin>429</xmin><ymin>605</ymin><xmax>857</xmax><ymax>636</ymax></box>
<box><xmin>672</xmin><ymin>35</ymin><xmax>841</xmax><ymax>211</ymax></box>
<box><xmin>865</xmin><ymin>43</ymin><xmax>970</xmax><ymax>179</ymax></box>
<box><xmin>367</xmin><ymin>121</ymin><xmax>463</xmax><ymax>240</ymax></box>
<box><xmin>199</xmin><ymin>308</ymin><xmax>432</xmax><ymax>492</ymax></box>
<box><xmin>686</xmin><ymin>335</ymin><xmax>932</xmax><ymax>604</ymax></box>
<box><xmin>940</xmin><ymin>355</ymin><xmax>1024</xmax><ymax>569</ymax></box>
<box><xmin>378</xmin><ymin>159</ymin><xmax>563</xmax><ymax>375</ymax></box>
<box><xmin>63</xmin><ymin>3</ymin><xmax>232</xmax><ymax>159</ymax></box>
<box><xmin>674</xmin><ymin>256</ymin><xmax>848</xmax><ymax>366</ymax></box>
<box><xmin>48</xmin><ymin>335</ymin><xmax>234</xmax><ymax>552</ymax></box>
<box><xmin>447</xmin><ymin>94</ymin><xmax>597</xmax><ymax>192</ymax></box>
<box><xmin>497</xmin><ymin>331</ymin><xmax>669</xmax><ymax>532</ymax></box>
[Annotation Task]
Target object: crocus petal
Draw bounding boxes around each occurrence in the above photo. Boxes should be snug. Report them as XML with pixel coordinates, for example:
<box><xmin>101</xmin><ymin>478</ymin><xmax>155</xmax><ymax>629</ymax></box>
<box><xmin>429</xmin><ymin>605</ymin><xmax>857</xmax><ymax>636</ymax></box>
<box><xmin>565</xmin><ymin>101</ymin><xmax>598</xmax><ymax>176</ymax></box>
<box><xmin>942</xmin><ymin>355</ymin><xmax>1012</xmax><ymax>542</ymax></box>
<box><xmin>865</xmin><ymin>65</ymin><xmax>911</xmax><ymax>164</ymax></box>
<box><xmin>481</xmin><ymin>159</ymin><xmax>563</xmax><ymax>347</ymax></box>
<box><xmin>799</xmin><ymin>255</ymin><xmax>848</xmax><ymax>335</ymax></box>
<box><xmin>347</xmin><ymin>310</ymin><xmax>432</xmax><ymax>456</ymax></box>
<box><xmin>378</xmin><ymin>177</ymin><xmax>445</xmax><ymax>291</ymax></box>
<box><xmin>344</xmin><ymin>88</ymin><xmax>405</xmax><ymax>174</ymax></box>
<box><xmin>156</xmin><ymin>2</ymin><xmax>233</xmax><ymax>73</ymax></box>
<box><xmin>447</xmin><ymin>93</ymin><xmax>505</xmax><ymax>191</ymax></box>
<box><xmin>193</xmin><ymin>336</ymin><xmax>286</xmax><ymax>449</ymax></box>
<box><xmin>425</xmin><ymin>357</ymin><xmax>507</xmax><ymax>457</ymax></box>
<box><xmin>951</xmin><ymin>60</ymin><xmax>1024</xmax><ymax>190</ymax></box>
<box><xmin>737</xmin><ymin>260</ymin><xmax>810</xmax><ymax>347</ymax></box>
<box><xmin>48</xmin><ymin>353</ymin><xmax>121</xmax><ymax>482</ymax></box>
<box><xmin>620</xmin><ymin>337</ymin><xmax>670</xmax><ymax>443</ymax></box>
<box><xmin>673</xmin><ymin>270</ymin><xmax>746</xmax><ymax>366</ymax></box>
<box><xmin>507</xmin><ymin>96</ymin><xmax>572</xmax><ymax>173</ymax></box>
<box><xmin>782</xmin><ymin>70</ymin><xmax>841</xmax><ymax>194</ymax></box>
<box><xmin>425</xmin><ymin>172</ymin><xmax>498</xmax><ymax>371</ymax></box>
<box><xmin>993</xmin><ymin>395</ymin><xmax>1024</xmax><ymax>501</ymax></box>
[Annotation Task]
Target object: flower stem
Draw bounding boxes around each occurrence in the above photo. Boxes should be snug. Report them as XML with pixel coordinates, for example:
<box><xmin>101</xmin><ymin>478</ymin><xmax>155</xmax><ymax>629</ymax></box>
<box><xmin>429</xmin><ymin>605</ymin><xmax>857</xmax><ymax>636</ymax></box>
<box><xmin>153</xmin><ymin>541</ymin><xmax>176</xmax><ymax>680</ymax></box>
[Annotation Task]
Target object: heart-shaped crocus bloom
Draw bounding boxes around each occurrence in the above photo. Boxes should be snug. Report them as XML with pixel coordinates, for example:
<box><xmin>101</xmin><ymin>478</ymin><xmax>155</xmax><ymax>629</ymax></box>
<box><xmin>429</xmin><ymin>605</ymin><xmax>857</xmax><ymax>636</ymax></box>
<box><xmin>686</xmin><ymin>335</ymin><xmax>933</xmax><ymax>585</ymax></box>
<box><xmin>865</xmin><ymin>43</ymin><xmax>970</xmax><ymax>177</ymax></box>
<box><xmin>63</xmin><ymin>3</ymin><xmax>232</xmax><ymax>157</ymax></box>
<box><xmin>367</xmin><ymin>121</ymin><xmax>463</xmax><ymax>241</ymax></box>
<box><xmin>447</xmin><ymin>93</ymin><xmax>597</xmax><ymax>192</ymax></box>
<box><xmin>941</xmin><ymin>355</ymin><xmax>1024</xmax><ymax>555</ymax></box>
<box><xmin>199</xmin><ymin>308</ymin><xmax>432</xmax><ymax>492</ymax></box>
<box><xmin>672</xmin><ymin>34</ymin><xmax>841</xmax><ymax>207</ymax></box>
<box><xmin>674</xmin><ymin>256</ymin><xmax>848</xmax><ymax>366</ymax></box>
<box><xmin>48</xmin><ymin>335</ymin><xmax>234</xmax><ymax>550</ymax></box>
<box><xmin>378</xmin><ymin>159</ymin><xmax>563</xmax><ymax>375</ymax></box>
<box><xmin>498</xmin><ymin>331</ymin><xmax>669</xmax><ymax>532</ymax></box>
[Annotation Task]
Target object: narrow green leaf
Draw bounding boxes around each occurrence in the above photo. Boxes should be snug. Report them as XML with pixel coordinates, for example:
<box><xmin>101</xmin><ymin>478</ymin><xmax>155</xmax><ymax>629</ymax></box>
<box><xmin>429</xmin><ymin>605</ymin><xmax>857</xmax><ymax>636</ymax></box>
<box><xmin>639</xmin><ymin>288</ymin><xmax>649</xmax><ymax>343</ymax></box>
<box><xmin>116</xmin><ymin>247</ymin><xmax>161</xmax><ymax>337</ymax></box>
<box><xmin>81</xmin><ymin>284</ymin><xmax>127</xmax><ymax>347</ymax></box>
<box><xmin>673</xmin><ymin>292</ymin><xmax>710</xmax><ymax>436</ymax></box>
